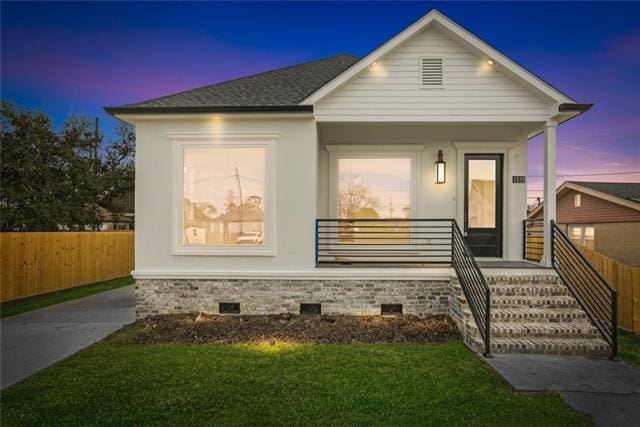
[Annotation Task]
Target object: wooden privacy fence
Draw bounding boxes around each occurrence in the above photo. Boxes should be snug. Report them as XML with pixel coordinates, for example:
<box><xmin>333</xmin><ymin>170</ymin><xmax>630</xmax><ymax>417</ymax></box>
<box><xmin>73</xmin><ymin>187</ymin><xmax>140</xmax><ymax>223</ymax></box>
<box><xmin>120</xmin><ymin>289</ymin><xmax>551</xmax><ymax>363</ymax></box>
<box><xmin>1</xmin><ymin>231</ymin><xmax>134</xmax><ymax>302</ymax></box>
<box><xmin>580</xmin><ymin>247</ymin><xmax>640</xmax><ymax>333</ymax></box>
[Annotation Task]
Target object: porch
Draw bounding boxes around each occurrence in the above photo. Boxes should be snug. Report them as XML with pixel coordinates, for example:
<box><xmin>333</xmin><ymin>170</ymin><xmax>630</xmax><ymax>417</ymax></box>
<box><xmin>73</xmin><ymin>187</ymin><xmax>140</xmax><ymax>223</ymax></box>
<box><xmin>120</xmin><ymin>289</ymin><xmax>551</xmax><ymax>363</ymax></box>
<box><xmin>314</xmin><ymin>121</ymin><xmax>559</xmax><ymax>267</ymax></box>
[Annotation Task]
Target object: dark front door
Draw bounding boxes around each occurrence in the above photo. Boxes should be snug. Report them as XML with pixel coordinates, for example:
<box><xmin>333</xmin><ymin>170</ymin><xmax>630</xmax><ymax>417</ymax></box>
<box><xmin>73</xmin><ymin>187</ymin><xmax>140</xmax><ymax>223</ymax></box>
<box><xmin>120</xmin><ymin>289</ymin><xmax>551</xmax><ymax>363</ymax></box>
<box><xmin>464</xmin><ymin>154</ymin><xmax>503</xmax><ymax>257</ymax></box>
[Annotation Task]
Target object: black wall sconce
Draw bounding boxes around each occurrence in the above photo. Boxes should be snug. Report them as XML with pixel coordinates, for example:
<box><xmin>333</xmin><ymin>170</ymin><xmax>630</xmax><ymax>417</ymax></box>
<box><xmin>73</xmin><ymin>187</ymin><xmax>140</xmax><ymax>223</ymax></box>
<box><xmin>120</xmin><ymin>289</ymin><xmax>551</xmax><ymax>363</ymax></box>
<box><xmin>435</xmin><ymin>150</ymin><xmax>446</xmax><ymax>184</ymax></box>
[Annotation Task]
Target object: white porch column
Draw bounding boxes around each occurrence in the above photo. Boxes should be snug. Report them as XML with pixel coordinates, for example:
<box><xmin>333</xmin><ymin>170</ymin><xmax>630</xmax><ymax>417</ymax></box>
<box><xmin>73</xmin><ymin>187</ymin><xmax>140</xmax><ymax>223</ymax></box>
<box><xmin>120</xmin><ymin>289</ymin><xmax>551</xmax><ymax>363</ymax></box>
<box><xmin>542</xmin><ymin>120</ymin><xmax>557</xmax><ymax>267</ymax></box>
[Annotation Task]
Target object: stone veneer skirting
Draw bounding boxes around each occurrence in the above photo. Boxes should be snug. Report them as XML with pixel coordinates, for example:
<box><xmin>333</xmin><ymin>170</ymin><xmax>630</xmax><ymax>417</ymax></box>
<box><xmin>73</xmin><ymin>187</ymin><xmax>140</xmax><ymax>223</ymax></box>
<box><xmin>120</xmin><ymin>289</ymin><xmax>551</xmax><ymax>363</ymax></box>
<box><xmin>135</xmin><ymin>278</ymin><xmax>453</xmax><ymax>319</ymax></box>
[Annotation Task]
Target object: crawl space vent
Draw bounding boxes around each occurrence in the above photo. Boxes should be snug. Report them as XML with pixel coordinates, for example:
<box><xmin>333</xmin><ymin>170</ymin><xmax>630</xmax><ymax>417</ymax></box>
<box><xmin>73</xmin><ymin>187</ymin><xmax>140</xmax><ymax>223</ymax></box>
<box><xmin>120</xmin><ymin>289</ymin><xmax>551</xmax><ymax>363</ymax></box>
<box><xmin>300</xmin><ymin>303</ymin><xmax>321</xmax><ymax>315</ymax></box>
<box><xmin>381</xmin><ymin>304</ymin><xmax>403</xmax><ymax>316</ymax></box>
<box><xmin>219</xmin><ymin>302</ymin><xmax>240</xmax><ymax>314</ymax></box>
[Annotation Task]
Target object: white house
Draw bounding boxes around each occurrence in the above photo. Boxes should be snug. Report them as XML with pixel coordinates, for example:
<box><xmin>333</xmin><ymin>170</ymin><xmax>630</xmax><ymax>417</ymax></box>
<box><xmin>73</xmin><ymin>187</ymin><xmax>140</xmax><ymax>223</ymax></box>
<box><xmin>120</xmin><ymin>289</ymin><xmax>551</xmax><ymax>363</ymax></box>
<box><xmin>106</xmin><ymin>10</ymin><xmax>618</xmax><ymax>357</ymax></box>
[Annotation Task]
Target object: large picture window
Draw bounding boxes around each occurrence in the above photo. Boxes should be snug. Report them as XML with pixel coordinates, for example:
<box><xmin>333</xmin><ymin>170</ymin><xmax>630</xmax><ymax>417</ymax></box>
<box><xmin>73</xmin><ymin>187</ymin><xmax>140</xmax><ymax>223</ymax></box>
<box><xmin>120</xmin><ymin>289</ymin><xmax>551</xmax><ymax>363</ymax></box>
<box><xmin>172</xmin><ymin>135</ymin><xmax>275</xmax><ymax>255</ymax></box>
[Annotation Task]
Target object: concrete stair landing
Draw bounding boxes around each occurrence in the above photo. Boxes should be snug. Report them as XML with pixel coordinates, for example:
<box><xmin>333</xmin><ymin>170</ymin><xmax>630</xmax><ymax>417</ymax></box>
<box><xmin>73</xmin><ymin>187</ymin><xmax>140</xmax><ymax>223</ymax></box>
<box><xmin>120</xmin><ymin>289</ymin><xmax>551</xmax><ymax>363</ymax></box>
<box><xmin>454</xmin><ymin>275</ymin><xmax>610</xmax><ymax>357</ymax></box>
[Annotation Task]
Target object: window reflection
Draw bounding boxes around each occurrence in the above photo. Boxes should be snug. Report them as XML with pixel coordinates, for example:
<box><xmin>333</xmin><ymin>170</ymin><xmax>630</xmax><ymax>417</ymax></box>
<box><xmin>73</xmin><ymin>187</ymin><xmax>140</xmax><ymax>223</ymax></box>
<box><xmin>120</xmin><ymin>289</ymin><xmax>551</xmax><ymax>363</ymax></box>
<box><xmin>183</xmin><ymin>146</ymin><xmax>265</xmax><ymax>246</ymax></box>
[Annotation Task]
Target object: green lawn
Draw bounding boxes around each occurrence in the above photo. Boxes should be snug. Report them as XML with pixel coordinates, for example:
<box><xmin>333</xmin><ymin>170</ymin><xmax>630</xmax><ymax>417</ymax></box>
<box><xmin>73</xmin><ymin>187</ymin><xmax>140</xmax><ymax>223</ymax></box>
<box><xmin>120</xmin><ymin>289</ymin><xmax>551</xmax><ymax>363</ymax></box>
<box><xmin>619</xmin><ymin>329</ymin><xmax>640</xmax><ymax>367</ymax></box>
<box><xmin>0</xmin><ymin>333</ymin><xmax>586</xmax><ymax>426</ymax></box>
<box><xmin>0</xmin><ymin>276</ymin><xmax>133</xmax><ymax>318</ymax></box>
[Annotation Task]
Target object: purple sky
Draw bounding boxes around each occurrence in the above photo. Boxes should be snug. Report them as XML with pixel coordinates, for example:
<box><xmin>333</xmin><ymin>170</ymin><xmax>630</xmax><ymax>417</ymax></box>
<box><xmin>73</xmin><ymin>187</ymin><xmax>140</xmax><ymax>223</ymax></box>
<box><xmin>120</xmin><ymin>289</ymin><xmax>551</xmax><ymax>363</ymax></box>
<box><xmin>2</xmin><ymin>1</ymin><xmax>639</xmax><ymax>202</ymax></box>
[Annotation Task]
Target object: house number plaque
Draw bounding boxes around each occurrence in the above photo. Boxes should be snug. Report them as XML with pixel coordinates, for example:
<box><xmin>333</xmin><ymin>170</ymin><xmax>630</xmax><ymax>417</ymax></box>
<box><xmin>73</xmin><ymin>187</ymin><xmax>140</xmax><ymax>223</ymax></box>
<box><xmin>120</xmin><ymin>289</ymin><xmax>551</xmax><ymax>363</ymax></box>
<box><xmin>512</xmin><ymin>176</ymin><xmax>526</xmax><ymax>184</ymax></box>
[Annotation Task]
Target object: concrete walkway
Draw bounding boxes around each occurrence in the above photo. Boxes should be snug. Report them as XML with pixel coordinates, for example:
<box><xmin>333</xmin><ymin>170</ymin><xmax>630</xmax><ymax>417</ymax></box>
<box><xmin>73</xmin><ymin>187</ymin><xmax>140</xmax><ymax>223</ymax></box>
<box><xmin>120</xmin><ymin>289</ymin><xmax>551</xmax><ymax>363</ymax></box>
<box><xmin>488</xmin><ymin>354</ymin><xmax>640</xmax><ymax>426</ymax></box>
<box><xmin>1</xmin><ymin>285</ymin><xmax>135</xmax><ymax>389</ymax></box>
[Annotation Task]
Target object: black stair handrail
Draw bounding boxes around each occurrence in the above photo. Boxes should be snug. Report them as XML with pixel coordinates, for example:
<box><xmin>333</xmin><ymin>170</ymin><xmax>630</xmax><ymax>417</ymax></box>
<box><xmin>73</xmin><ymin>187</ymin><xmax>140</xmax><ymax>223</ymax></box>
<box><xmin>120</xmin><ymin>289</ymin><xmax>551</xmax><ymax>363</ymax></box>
<box><xmin>451</xmin><ymin>220</ymin><xmax>491</xmax><ymax>357</ymax></box>
<box><xmin>551</xmin><ymin>220</ymin><xmax>617</xmax><ymax>359</ymax></box>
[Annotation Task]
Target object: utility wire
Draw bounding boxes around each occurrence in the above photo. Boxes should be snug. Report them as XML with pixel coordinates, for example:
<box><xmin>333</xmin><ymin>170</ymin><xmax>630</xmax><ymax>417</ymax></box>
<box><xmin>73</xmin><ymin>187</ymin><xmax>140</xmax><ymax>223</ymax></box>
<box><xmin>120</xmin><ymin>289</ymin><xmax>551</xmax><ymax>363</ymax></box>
<box><xmin>527</xmin><ymin>170</ymin><xmax>640</xmax><ymax>178</ymax></box>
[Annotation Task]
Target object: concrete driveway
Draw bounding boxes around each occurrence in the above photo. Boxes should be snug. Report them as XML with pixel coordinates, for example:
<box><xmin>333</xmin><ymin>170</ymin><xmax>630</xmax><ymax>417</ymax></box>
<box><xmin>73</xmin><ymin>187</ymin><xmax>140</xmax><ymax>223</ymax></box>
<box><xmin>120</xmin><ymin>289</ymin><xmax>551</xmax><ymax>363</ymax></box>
<box><xmin>1</xmin><ymin>285</ymin><xmax>135</xmax><ymax>389</ymax></box>
<box><xmin>488</xmin><ymin>354</ymin><xmax>640</xmax><ymax>427</ymax></box>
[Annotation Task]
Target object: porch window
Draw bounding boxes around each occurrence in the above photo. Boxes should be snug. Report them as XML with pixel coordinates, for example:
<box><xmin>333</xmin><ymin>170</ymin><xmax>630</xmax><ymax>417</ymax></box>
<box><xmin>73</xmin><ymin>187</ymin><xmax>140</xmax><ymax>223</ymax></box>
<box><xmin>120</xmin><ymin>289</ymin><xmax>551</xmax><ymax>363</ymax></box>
<box><xmin>568</xmin><ymin>224</ymin><xmax>595</xmax><ymax>250</ymax></box>
<box><xmin>337</xmin><ymin>157</ymin><xmax>413</xmax><ymax>245</ymax></box>
<box><xmin>172</xmin><ymin>135</ymin><xmax>275</xmax><ymax>256</ymax></box>
<box><xmin>338</xmin><ymin>158</ymin><xmax>412</xmax><ymax>219</ymax></box>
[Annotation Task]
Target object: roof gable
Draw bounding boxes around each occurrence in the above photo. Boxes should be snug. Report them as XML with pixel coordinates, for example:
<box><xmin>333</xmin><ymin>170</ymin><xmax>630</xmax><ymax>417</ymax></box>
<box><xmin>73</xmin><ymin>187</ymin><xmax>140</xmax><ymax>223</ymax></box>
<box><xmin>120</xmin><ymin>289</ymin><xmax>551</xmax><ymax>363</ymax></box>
<box><xmin>528</xmin><ymin>181</ymin><xmax>640</xmax><ymax>218</ymax></box>
<box><xmin>302</xmin><ymin>9</ymin><xmax>576</xmax><ymax>106</ymax></box>
<box><xmin>313</xmin><ymin>24</ymin><xmax>556</xmax><ymax>121</ymax></box>
<box><xmin>570</xmin><ymin>181</ymin><xmax>640</xmax><ymax>202</ymax></box>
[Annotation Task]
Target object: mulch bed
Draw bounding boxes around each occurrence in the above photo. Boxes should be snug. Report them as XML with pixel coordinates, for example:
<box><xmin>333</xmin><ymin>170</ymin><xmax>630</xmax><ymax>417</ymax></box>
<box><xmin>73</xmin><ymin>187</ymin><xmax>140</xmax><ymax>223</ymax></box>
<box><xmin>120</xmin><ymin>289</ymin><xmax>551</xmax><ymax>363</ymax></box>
<box><xmin>128</xmin><ymin>313</ymin><xmax>460</xmax><ymax>344</ymax></box>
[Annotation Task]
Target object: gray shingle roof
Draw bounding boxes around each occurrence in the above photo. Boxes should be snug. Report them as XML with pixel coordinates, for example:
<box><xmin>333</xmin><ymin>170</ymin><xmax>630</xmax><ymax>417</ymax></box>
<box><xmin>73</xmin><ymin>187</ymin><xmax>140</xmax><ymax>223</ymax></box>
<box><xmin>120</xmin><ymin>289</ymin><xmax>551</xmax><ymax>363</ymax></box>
<box><xmin>571</xmin><ymin>181</ymin><xmax>640</xmax><ymax>202</ymax></box>
<box><xmin>104</xmin><ymin>53</ymin><xmax>359</xmax><ymax>114</ymax></box>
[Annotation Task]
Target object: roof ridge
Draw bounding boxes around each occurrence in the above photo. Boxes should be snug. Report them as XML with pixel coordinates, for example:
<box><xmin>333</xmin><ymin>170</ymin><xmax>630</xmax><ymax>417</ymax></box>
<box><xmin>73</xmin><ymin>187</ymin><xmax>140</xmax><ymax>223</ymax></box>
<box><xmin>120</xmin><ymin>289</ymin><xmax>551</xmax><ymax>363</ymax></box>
<box><xmin>120</xmin><ymin>53</ymin><xmax>359</xmax><ymax>108</ymax></box>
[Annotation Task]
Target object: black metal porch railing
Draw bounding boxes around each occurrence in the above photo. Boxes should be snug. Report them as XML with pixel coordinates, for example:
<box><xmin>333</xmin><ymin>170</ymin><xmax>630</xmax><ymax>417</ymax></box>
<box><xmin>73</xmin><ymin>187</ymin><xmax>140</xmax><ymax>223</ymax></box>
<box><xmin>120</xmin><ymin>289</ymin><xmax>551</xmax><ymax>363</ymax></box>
<box><xmin>551</xmin><ymin>221</ymin><xmax>617</xmax><ymax>358</ymax></box>
<box><xmin>523</xmin><ymin>218</ymin><xmax>544</xmax><ymax>263</ymax></box>
<box><xmin>315</xmin><ymin>218</ymin><xmax>491</xmax><ymax>356</ymax></box>
<box><xmin>315</xmin><ymin>219</ymin><xmax>453</xmax><ymax>266</ymax></box>
<box><xmin>452</xmin><ymin>221</ymin><xmax>491</xmax><ymax>356</ymax></box>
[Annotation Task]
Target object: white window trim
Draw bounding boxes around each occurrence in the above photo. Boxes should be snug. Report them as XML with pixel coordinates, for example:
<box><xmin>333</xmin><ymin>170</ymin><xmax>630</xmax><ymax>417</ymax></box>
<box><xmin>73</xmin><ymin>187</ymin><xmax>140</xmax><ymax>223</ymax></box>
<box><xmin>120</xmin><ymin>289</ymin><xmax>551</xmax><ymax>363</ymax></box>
<box><xmin>419</xmin><ymin>57</ymin><xmax>445</xmax><ymax>89</ymax></box>
<box><xmin>325</xmin><ymin>144</ymin><xmax>423</xmax><ymax>218</ymax></box>
<box><xmin>170</xmin><ymin>133</ymin><xmax>277</xmax><ymax>256</ymax></box>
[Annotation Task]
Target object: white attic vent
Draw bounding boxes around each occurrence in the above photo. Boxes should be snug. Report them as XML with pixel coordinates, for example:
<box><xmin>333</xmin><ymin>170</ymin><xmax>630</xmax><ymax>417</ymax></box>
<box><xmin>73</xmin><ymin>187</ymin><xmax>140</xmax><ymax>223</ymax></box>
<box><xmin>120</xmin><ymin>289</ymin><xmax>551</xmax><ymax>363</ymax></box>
<box><xmin>420</xmin><ymin>58</ymin><xmax>444</xmax><ymax>88</ymax></box>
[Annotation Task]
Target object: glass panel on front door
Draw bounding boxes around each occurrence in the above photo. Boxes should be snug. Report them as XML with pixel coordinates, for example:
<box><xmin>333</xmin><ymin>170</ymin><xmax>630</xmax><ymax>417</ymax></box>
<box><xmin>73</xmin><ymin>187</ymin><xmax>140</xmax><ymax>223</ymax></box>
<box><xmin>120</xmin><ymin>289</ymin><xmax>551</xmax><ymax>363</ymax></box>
<box><xmin>467</xmin><ymin>159</ymin><xmax>497</xmax><ymax>228</ymax></box>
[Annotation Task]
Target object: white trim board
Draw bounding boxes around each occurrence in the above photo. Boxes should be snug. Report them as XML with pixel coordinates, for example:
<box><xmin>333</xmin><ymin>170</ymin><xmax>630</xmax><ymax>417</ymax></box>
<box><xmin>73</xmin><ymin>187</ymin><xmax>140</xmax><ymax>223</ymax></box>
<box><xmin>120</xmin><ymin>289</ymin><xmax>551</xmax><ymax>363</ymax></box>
<box><xmin>132</xmin><ymin>268</ymin><xmax>555</xmax><ymax>280</ymax></box>
<box><xmin>132</xmin><ymin>268</ymin><xmax>452</xmax><ymax>281</ymax></box>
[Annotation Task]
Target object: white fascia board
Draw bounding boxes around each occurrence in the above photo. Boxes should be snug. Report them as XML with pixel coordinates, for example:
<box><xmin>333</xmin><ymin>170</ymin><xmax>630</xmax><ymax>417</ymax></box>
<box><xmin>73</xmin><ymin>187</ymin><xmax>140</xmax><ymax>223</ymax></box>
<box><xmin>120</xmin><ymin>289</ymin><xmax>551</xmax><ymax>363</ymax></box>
<box><xmin>116</xmin><ymin>112</ymin><xmax>314</xmax><ymax>124</ymax></box>
<box><xmin>132</xmin><ymin>268</ymin><xmax>453</xmax><ymax>281</ymax></box>
<box><xmin>301</xmin><ymin>10</ymin><xmax>575</xmax><ymax>106</ymax></box>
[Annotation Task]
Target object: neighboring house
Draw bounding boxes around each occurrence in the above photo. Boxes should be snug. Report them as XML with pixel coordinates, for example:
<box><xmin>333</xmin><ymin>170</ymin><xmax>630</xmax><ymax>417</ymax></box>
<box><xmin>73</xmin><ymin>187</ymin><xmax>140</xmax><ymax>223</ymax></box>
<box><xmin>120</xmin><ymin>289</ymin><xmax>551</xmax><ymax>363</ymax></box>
<box><xmin>95</xmin><ymin>207</ymin><xmax>134</xmax><ymax>231</ymax></box>
<box><xmin>184</xmin><ymin>196</ymin><xmax>264</xmax><ymax>245</ymax></box>
<box><xmin>96</xmin><ymin>192</ymin><xmax>135</xmax><ymax>230</ymax></box>
<box><xmin>106</xmin><ymin>10</ymin><xmax>613</xmax><ymax>356</ymax></box>
<box><xmin>529</xmin><ymin>181</ymin><xmax>640</xmax><ymax>266</ymax></box>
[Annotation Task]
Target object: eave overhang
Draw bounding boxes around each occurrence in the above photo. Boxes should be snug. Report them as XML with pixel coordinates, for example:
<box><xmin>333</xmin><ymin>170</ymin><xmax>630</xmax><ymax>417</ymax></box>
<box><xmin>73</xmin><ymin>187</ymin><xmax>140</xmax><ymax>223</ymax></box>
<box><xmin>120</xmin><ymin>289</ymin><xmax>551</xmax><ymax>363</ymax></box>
<box><xmin>103</xmin><ymin>105</ymin><xmax>314</xmax><ymax>116</ymax></box>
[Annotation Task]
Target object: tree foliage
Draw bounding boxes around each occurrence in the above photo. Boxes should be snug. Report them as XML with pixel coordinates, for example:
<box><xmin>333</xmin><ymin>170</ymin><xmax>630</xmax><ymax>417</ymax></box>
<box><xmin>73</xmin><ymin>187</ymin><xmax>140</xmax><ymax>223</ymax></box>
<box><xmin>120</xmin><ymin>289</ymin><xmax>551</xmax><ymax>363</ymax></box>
<box><xmin>338</xmin><ymin>174</ymin><xmax>379</xmax><ymax>219</ymax></box>
<box><xmin>0</xmin><ymin>101</ymin><xmax>135</xmax><ymax>231</ymax></box>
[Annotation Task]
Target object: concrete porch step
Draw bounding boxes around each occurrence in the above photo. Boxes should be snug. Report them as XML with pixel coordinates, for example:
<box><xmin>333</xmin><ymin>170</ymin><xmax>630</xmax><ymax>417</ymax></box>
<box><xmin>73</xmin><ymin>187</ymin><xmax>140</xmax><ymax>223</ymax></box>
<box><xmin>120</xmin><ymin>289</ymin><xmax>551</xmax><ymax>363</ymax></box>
<box><xmin>489</xmin><ymin>337</ymin><xmax>610</xmax><ymax>356</ymax></box>
<box><xmin>491</xmin><ymin>308</ymin><xmax>589</xmax><ymax>322</ymax></box>
<box><xmin>490</xmin><ymin>295</ymin><xmax>580</xmax><ymax>309</ymax></box>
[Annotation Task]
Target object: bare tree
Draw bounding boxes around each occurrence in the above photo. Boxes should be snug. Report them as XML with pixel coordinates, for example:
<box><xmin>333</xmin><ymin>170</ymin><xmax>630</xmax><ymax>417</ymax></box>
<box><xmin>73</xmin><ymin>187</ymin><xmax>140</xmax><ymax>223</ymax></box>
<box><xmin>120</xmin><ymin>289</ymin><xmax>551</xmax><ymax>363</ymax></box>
<box><xmin>338</xmin><ymin>175</ymin><xmax>379</xmax><ymax>218</ymax></box>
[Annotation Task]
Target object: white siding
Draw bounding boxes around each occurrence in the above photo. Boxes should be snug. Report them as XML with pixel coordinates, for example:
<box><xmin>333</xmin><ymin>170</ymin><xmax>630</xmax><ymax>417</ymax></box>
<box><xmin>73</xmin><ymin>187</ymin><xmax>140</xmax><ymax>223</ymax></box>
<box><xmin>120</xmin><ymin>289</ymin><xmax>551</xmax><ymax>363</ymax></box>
<box><xmin>315</xmin><ymin>26</ymin><xmax>554</xmax><ymax>121</ymax></box>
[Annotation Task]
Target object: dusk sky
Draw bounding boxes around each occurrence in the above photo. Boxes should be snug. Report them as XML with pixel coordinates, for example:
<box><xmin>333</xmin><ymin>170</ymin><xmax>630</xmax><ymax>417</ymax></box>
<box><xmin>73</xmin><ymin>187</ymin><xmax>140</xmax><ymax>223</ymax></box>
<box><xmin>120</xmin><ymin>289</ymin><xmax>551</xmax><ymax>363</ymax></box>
<box><xmin>2</xmin><ymin>1</ymin><xmax>639</xmax><ymax>202</ymax></box>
